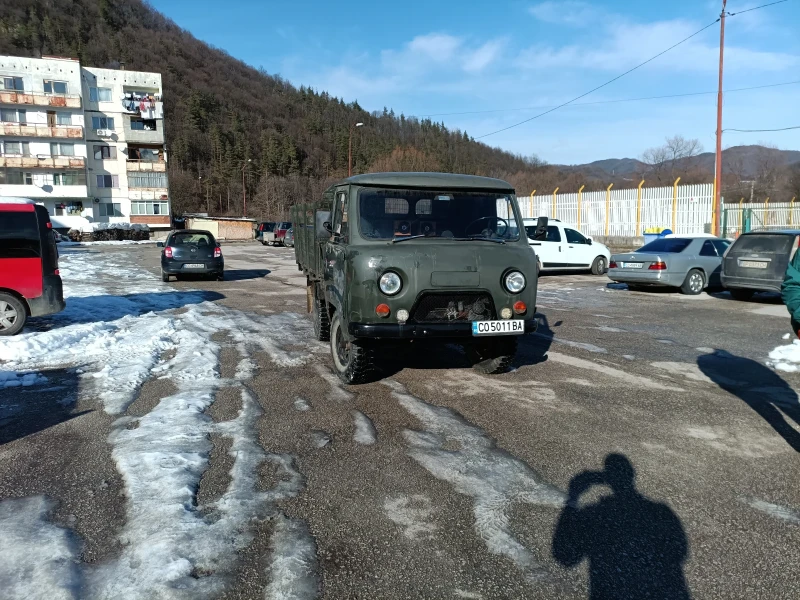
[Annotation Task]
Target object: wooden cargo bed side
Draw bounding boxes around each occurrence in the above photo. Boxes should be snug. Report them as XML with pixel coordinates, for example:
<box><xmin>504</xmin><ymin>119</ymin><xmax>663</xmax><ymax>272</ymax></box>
<box><xmin>291</xmin><ymin>199</ymin><xmax>331</xmax><ymax>282</ymax></box>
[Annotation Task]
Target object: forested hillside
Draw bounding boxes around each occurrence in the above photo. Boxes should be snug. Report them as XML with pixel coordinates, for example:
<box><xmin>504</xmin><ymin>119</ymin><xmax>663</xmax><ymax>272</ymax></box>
<box><xmin>0</xmin><ymin>0</ymin><xmax>552</xmax><ymax>217</ymax></box>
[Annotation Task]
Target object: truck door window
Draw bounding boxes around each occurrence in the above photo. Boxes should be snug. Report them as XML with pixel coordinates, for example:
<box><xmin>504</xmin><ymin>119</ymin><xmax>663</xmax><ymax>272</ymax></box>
<box><xmin>332</xmin><ymin>191</ymin><xmax>348</xmax><ymax>242</ymax></box>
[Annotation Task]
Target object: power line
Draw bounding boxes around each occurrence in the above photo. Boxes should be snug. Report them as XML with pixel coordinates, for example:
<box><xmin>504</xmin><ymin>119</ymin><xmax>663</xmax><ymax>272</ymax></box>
<box><xmin>415</xmin><ymin>79</ymin><xmax>800</xmax><ymax>118</ymax></box>
<box><xmin>475</xmin><ymin>0</ymin><xmax>794</xmax><ymax>140</ymax></box>
<box><xmin>724</xmin><ymin>125</ymin><xmax>800</xmax><ymax>132</ymax></box>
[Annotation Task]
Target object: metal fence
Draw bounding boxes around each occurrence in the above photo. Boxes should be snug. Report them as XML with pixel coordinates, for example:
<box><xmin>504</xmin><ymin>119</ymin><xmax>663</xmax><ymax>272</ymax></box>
<box><xmin>722</xmin><ymin>203</ymin><xmax>800</xmax><ymax>236</ymax></box>
<box><xmin>516</xmin><ymin>183</ymin><xmax>714</xmax><ymax>237</ymax></box>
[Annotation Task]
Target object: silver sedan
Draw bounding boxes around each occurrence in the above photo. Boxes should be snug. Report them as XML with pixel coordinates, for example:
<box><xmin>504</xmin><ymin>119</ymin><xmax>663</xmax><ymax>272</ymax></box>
<box><xmin>608</xmin><ymin>236</ymin><xmax>731</xmax><ymax>295</ymax></box>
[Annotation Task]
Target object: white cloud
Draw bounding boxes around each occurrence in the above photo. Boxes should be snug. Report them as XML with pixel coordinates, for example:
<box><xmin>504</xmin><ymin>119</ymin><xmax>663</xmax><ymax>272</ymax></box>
<box><xmin>528</xmin><ymin>1</ymin><xmax>602</xmax><ymax>26</ymax></box>
<box><xmin>407</xmin><ymin>33</ymin><xmax>461</xmax><ymax>62</ymax></box>
<box><xmin>463</xmin><ymin>39</ymin><xmax>506</xmax><ymax>72</ymax></box>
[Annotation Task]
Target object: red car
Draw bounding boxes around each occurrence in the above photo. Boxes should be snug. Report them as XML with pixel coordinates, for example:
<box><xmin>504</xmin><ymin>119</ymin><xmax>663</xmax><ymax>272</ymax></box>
<box><xmin>274</xmin><ymin>221</ymin><xmax>293</xmax><ymax>246</ymax></box>
<box><xmin>0</xmin><ymin>198</ymin><xmax>65</xmax><ymax>335</ymax></box>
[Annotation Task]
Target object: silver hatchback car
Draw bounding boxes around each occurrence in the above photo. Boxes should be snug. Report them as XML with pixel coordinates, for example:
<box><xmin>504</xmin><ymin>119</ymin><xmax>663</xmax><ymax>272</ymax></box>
<box><xmin>608</xmin><ymin>236</ymin><xmax>731</xmax><ymax>295</ymax></box>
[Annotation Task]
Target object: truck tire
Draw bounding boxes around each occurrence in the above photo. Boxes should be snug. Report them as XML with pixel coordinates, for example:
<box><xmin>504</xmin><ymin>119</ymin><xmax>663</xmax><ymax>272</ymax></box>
<box><xmin>680</xmin><ymin>269</ymin><xmax>705</xmax><ymax>295</ymax></box>
<box><xmin>0</xmin><ymin>293</ymin><xmax>27</xmax><ymax>336</ymax></box>
<box><xmin>470</xmin><ymin>337</ymin><xmax>517</xmax><ymax>375</ymax></box>
<box><xmin>312</xmin><ymin>286</ymin><xmax>331</xmax><ymax>342</ymax></box>
<box><xmin>330</xmin><ymin>313</ymin><xmax>376</xmax><ymax>384</ymax></box>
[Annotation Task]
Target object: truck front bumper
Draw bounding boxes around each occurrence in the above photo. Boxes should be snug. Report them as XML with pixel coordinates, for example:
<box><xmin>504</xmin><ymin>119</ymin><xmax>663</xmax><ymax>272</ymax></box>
<box><xmin>349</xmin><ymin>319</ymin><xmax>538</xmax><ymax>339</ymax></box>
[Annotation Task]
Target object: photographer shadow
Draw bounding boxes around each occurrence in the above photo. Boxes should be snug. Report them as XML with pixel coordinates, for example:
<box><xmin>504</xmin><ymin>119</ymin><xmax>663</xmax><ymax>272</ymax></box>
<box><xmin>552</xmin><ymin>454</ymin><xmax>691</xmax><ymax>600</ymax></box>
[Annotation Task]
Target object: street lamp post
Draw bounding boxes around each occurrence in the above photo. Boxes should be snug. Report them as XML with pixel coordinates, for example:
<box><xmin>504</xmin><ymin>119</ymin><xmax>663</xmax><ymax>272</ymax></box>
<box><xmin>242</xmin><ymin>158</ymin><xmax>252</xmax><ymax>217</ymax></box>
<box><xmin>348</xmin><ymin>122</ymin><xmax>363</xmax><ymax>177</ymax></box>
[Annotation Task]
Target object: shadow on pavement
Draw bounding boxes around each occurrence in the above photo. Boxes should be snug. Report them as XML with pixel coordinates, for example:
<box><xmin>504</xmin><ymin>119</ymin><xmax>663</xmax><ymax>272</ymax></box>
<box><xmin>698</xmin><ymin>350</ymin><xmax>800</xmax><ymax>453</ymax></box>
<box><xmin>221</xmin><ymin>269</ymin><xmax>271</xmax><ymax>281</ymax></box>
<box><xmin>516</xmin><ymin>313</ymin><xmax>561</xmax><ymax>366</ymax></box>
<box><xmin>0</xmin><ymin>368</ymin><xmax>91</xmax><ymax>445</ymax></box>
<box><xmin>708</xmin><ymin>291</ymin><xmax>783</xmax><ymax>304</ymax></box>
<box><xmin>552</xmin><ymin>454</ymin><xmax>692</xmax><ymax>600</ymax></box>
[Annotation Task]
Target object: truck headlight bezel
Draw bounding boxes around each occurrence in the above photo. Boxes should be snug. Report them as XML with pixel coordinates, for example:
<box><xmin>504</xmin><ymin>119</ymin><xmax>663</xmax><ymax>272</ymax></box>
<box><xmin>503</xmin><ymin>270</ymin><xmax>526</xmax><ymax>294</ymax></box>
<box><xmin>379</xmin><ymin>271</ymin><xmax>402</xmax><ymax>296</ymax></box>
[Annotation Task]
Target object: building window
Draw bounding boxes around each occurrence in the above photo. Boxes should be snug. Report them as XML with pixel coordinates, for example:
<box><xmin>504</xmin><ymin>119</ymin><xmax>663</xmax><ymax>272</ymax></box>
<box><xmin>50</xmin><ymin>142</ymin><xmax>75</xmax><ymax>157</ymax></box>
<box><xmin>130</xmin><ymin>201</ymin><xmax>169</xmax><ymax>216</ymax></box>
<box><xmin>91</xmin><ymin>116</ymin><xmax>115</xmax><ymax>130</ymax></box>
<box><xmin>128</xmin><ymin>147</ymin><xmax>161</xmax><ymax>162</ymax></box>
<box><xmin>3</xmin><ymin>77</ymin><xmax>24</xmax><ymax>91</ymax></box>
<box><xmin>98</xmin><ymin>202</ymin><xmax>122</xmax><ymax>217</ymax></box>
<box><xmin>0</xmin><ymin>169</ymin><xmax>24</xmax><ymax>184</ymax></box>
<box><xmin>53</xmin><ymin>171</ymin><xmax>85</xmax><ymax>186</ymax></box>
<box><xmin>130</xmin><ymin>117</ymin><xmax>157</xmax><ymax>131</ymax></box>
<box><xmin>128</xmin><ymin>171</ymin><xmax>167</xmax><ymax>188</ymax></box>
<box><xmin>2</xmin><ymin>141</ymin><xmax>30</xmax><ymax>156</ymax></box>
<box><xmin>89</xmin><ymin>87</ymin><xmax>112</xmax><ymax>102</ymax></box>
<box><xmin>57</xmin><ymin>112</ymin><xmax>72</xmax><ymax>126</ymax></box>
<box><xmin>0</xmin><ymin>108</ymin><xmax>26</xmax><ymax>123</ymax></box>
<box><xmin>96</xmin><ymin>174</ymin><xmax>119</xmax><ymax>188</ymax></box>
<box><xmin>94</xmin><ymin>145</ymin><xmax>117</xmax><ymax>160</ymax></box>
<box><xmin>54</xmin><ymin>201</ymin><xmax>84</xmax><ymax>215</ymax></box>
<box><xmin>43</xmin><ymin>80</ymin><xmax>68</xmax><ymax>95</ymax></box>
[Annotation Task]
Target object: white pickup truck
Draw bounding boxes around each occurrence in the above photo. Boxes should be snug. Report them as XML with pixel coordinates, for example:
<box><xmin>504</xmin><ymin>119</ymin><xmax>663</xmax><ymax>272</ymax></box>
<box><xmin>523</xmin><ymin>219</ymin><xmax>610</xmax><ymax>275</ymax></box>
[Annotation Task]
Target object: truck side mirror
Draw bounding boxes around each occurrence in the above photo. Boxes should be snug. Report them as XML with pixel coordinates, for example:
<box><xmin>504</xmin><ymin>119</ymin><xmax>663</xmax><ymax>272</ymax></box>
<box><xmin>323</xmin><ymin>221</ymin><xmax>333</xmax><ymax>233</ymax></box>
<box><xmin>533</xmin><ymin>216</ymin><xmax>549</xmax><ymax>241</ymax></box>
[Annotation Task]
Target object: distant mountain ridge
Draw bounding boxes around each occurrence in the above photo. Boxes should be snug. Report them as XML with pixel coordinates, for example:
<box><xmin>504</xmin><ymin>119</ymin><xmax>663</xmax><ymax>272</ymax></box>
<box><xmin>560</xmin><ymin>145</ymin><xmax>800</xmax><ymax>180</ymax></box>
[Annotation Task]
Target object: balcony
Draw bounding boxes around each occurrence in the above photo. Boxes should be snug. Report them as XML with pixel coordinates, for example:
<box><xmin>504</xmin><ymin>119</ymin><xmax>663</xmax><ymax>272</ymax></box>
<box><xmin>123</xmin><ymin>117</ymin><xmax>164</xmax><ymax>144</ymax></box>
<box><xmin>0</xmin><ymin>155</ymin><xmax>85</xmax><ymax>169</ymax></box>
<box><xmin>1</xmin><ymin>123</ymin><xmax>83</xmax><ymax>139</ymax></box>
<box><xmin>126</xmin><ymin>160</ymin><xmax>166</xmax><ymax>172</ymax></box>
<box><xmin>0</xmin><ymin>91</ymin><xmax>82</xmax><ymax>108</ymax></box>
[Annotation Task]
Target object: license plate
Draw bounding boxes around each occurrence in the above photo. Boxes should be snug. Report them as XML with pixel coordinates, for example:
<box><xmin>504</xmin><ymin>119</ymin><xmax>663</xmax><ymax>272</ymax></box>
<box><xmin>622</xmin><ymin>262</ymin><xmax>643</xmax><ymax>269</ymax></box>
<box><xmin>740</xmin><ymin>260</ymin><xmax>768</xmax><ymax>269</ymax></box>
<box><xmin>183</xmin><ymin>263</ymin><xmax>205</xmax><ymax>269</ymax></box>
<box><xmin>472</xmin><ymin>319</ymin><xmax>524</xmax><ymax>336</ymax></box>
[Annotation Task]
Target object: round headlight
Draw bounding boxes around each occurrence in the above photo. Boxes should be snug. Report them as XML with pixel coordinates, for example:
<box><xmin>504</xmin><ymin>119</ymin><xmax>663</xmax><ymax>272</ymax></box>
<box><xmin>504</xmin><ymin>271</ymin><xmax>526</xmax><ymax>293</ymax></box>
<box><xmin>379</xmin><ymin>271</ymin><xmax>402</xmax><ymax>295</ymax></box>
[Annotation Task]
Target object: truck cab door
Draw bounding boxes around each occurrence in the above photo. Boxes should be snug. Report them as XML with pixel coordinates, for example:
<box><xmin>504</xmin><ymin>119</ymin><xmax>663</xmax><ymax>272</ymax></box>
<box><xmin>324</xmin><ymin>188</ymin><xmax>349</xmax><ymax>316</ymax></box>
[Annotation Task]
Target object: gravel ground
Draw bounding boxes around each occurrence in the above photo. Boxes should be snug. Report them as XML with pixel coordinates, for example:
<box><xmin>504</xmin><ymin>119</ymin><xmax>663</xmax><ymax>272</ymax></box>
<box><xmin>1</xmin><ymin>240</ymin><xmax>798</xmax><ymax>599</ymax></box>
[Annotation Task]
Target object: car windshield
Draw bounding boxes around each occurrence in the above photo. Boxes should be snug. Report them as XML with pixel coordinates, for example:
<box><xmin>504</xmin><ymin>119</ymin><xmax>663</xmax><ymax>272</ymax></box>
<box><xmin>636</xmin><ymin>238</ymin><xmax>692</xmax><ymax>253</ymax></box>
<box><xmin>358</xmin><ymin>188</ymin><xmax>520</xmax><ymax>241</ymax></box>
<box><xmin>172</xmin><ymin>232</ymin><xmax>214</xmax><ymax>246</ymax></box>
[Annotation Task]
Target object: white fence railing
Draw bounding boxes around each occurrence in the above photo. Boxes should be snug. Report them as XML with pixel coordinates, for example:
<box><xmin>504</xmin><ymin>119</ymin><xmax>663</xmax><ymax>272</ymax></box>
<box><xmin>516</xmin><ymin>184</ymin><xmax>714</xmax><ymax>237</ymax></box>
<box><xmin>723</xmin><ymin>202</ymin><xmax>800</xmax><ymax>236</ymax></box>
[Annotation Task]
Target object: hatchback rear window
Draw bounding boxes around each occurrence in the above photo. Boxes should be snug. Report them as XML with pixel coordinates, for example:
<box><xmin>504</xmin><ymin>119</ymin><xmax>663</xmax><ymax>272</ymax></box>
<box><xmin>0</xmin><ymin>212</ymin><xmax>41</xmax><ymax>258</ymax></box>
<box><xmin>730</xmin><ymin>234</ymin><xmax>794</xmax><ymax>255</ymax></box>
<box><xmin>637</xmin><ymin>238</ymin><xmax>692</xmax><ymax>253</ymax></box>
<box><xmin>171</xmin><ymin>232</ymin><xmax>214</xmax><ymax>246</ymax></box>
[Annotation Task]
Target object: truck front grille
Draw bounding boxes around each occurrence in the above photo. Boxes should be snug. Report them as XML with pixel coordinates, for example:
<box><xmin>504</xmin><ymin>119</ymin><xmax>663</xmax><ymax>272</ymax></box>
<box><xmin>411</xmin><ymin>293</ymin><xmax>496</xmax><ymax>323</ymax></box>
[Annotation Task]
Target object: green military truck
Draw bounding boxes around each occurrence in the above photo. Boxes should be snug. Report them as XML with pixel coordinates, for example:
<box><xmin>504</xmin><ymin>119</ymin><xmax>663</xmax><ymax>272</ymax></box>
<box><xmin>292</xmin><ymin>172</ymin><xmax>541</xmax><ymax>384</ymax></box>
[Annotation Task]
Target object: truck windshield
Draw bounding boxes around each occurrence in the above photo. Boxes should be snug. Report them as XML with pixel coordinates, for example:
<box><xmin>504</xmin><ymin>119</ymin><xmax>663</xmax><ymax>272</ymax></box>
<box><xmin>358</xmin><ymin>188</ymin><xmax>520</xmax><ymax>241</ymax></box>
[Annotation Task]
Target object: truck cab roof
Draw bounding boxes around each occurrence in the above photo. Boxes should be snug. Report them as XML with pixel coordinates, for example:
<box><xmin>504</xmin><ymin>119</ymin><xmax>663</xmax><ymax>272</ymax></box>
<box><xmin>341</xmin><ymin>172</ymin><xmax>515</xmax><ymax>192</ymax></box>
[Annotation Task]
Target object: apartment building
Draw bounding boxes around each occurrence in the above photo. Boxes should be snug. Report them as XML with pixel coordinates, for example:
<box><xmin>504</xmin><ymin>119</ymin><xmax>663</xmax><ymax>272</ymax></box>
<box><xmin>0</xmin><ymin>55</ymin><xmax>169</xmax><ymax>230</ymax></box>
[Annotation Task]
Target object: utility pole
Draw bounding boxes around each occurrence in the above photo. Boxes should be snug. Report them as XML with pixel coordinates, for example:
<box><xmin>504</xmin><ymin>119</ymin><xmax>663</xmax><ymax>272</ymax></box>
<box><xmin>714</xmin><ymin>0</ymin><xmax>727</xmax><ymax>236</ymax></box>
<box><xmin>348</xmin><ymin>122</ymin><xmax>363</xmax><ymax>177</ymax></box>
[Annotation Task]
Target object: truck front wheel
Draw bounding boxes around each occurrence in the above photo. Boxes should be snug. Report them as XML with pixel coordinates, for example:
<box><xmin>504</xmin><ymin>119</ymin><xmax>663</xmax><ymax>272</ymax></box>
<box><xmin>330</xmin><ymin>314</ymin><xmax>376</xmax><ymax>384</ymax></box>
<box><xmin>469</xmin><ymin>337</ymin><xmax>517</xmax><ymax>375</ymax></box>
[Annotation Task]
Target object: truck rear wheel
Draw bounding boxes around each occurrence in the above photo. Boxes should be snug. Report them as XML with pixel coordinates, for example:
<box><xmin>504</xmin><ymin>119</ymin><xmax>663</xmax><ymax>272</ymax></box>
<box><xmin>330</xmin><ymin>314</ymin><xmax>376</xmax><ymax>384</ymax></box>
<box><xmin>311</xmin><ymin>285</ymin><xmax>330</xmax><ymax>342</ymax></box>
<box><xmin>469</xmin><ymin>337</ymin><xmax>517</xmax><ymax>375</ymax></box>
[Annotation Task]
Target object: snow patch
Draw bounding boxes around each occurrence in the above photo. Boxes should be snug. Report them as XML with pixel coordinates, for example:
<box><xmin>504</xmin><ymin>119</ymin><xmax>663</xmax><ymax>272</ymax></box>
<box><xmin>548</xmin><ymin>352</ymin><xmax>684</xmax><ymax>391</ymax></box>
<box><xmin>384</xmin><ymin>495</ymin><xmax>437</xmax><ymax>540</ymax></box>
<box><xmin>768</xmin><ymin>340</ymin><xmax>800</xmax><ymax>372</ymax></box>
<box><xmin>311</xmin><ymin>430</ymin><xmax>331</xmax><ymax>448</ymax></box>
<box><xmin>352</xmin><ymin>410</ymin><xmax>377</xmax><ymax>445</ymax></box>
<box><xmin>313</xmin><ymin>364</ymin><xmax>353</xmax><ymax>401</ymax></box>
<box><xmin>384</xmin><ymin>380</ymin><xmax>565</xmax><ymax>579</ymax></box>
<box><xmin>783</xmin><ymin>333</ymin><xmax>791</xmax><ymax>340</ymax></box>
<box><xmin>264</xmin><ymin>515</ymin><xmax>320</xmax><ymax>600</ymax></box>
<box><xmin>293</xmin><ymin>397</ymin><xmax>311</xmax><ymax>412</ymax></box>
<box><xmin>746</xmin><ymin>499</ymin><xmax>800</xmax><ymax>524</ymax></box>
<box><xmin>534</xmin><ymin>333</ymin><xmax>606</xmax><ymax>354</ymax></box>
<box><xmin>0</xmin><ymin>370</ymin><xmax>48</xmax><ymax>388</ymax></box>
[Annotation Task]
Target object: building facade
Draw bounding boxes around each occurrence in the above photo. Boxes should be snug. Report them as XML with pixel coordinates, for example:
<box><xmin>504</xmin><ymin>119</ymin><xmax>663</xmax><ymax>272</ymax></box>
<box><xmin>0</xmin><ymin>55</ymin><xmax>169</xmax><ymax>230</ymax></box>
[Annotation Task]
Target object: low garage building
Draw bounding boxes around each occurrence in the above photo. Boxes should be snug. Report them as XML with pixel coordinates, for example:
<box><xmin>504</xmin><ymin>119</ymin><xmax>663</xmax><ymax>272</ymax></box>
<box><xmin>182</xmin><ymin>215</ymin><xmax>256</xmax><ymax>241</ymax></box>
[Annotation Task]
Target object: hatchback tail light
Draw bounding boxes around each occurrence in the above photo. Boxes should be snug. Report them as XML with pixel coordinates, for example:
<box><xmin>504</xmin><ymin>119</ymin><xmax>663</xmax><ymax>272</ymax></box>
<box><xmin>214</xmin><ymin>246</ymin><xmax>222</xmax><ymax>258</ymax></box>
<box><xmin>649</xmin><ymin>261</ymin><xmax>667</xmax><ymax>270</ymax></box>
<box><xmin>609</xmin><ymin>261</ymin><xmax>617</xmax><ymax>269</ymax></box>
<box><xmin>164</xmin><ymin>246</ymin><xmax>173</xmax><ymax>258</ymax></box>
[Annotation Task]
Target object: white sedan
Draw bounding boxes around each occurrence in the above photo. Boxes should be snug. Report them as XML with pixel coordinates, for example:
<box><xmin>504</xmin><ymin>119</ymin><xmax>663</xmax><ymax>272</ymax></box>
<box><xmin>523</xmin><ymin>219</ymin><xmax>611</xmax><ymax>275</ymax></box>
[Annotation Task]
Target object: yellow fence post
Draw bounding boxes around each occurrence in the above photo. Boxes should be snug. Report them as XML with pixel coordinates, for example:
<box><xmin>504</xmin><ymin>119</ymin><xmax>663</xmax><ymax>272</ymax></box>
<box><xmin>671</xmin><ymin>177</ymin><xmax>681</xmax><ymax>232</ymax></box>
<box><xmin>552</xmin><ymin>187</ymin><xmax>559</xmax><ymax>219</ymax></box>
<box><xmin>636</xmin><ymin>180</ymin><xmax>645</xmax><ymax>236</ymax></box>
<box><xmin>604</xmin><ymin>183</ymin><xmax>614</xmax><ymax>236</ymax></box>
<box><xmin>530</xmin><ymin>189</ymin><xmax>536</xmax><ymax>218</ymax></box>
<box><xmin>577</xmin><ymin>185</ymin><xmax>585</xmax><ymax>230</ymax></box>
<box><xmin>791</xmin><ymin>197</ymin><xmax>796</xmax><ymax>227</ymax></box>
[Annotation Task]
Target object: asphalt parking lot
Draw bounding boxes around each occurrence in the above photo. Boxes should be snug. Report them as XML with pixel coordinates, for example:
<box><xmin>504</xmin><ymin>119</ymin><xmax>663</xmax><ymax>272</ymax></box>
<box><xmin>1</xmin><ymin>240</ymin><xmax>799</xmax><ymax>599</ymax></box>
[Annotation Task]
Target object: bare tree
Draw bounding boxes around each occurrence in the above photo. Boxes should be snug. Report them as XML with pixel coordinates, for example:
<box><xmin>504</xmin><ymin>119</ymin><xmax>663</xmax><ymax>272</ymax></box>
<box><xmin>640</xmin><ymin>135</ymin><xmax>704</xmax><ymax>184</ymax></box>
<box><xmin>786</xmin><ymin>164</ymin><xmax>800</xmax><ymax>201</ymax></box>
<box><xmin>752</xmin><ymin>143</ymin><xmax>783</xmax><ymax>202</ymax></box>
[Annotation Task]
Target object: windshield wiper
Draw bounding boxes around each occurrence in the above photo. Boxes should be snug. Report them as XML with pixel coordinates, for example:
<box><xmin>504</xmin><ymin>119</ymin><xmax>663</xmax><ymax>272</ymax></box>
<box><xmin>452</xmin><ymin>237</ymin><xmax>506</xmax><ymax>244</ymax></box>
<box><xmin>392</xmin><ymin>235</ymin><xmax>428</xmax><ymax>243</ymax></box>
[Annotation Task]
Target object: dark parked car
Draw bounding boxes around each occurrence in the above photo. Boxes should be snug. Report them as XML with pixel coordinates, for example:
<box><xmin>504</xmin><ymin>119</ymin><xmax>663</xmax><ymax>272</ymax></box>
<box><xmin>609</xmin><ymin>236</ymin><xmax>730</xmax><ymax>295</ymax></box>
<box><xmin>158</xmin><ymin>230</ymin><xmax>224</xmax><ymax>281</ymax></box>
<box><xmin>721</xmin><ymin>230</ymin><xmax>800</xmax><ymax>300</ymax></box>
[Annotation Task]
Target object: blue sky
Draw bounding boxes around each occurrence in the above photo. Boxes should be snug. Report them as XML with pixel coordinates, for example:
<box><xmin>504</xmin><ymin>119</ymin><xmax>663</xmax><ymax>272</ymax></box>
<box><xmin>151</xmin><ymin>0</ymin><xmax>800</xmax><ymax>165</ymax></box>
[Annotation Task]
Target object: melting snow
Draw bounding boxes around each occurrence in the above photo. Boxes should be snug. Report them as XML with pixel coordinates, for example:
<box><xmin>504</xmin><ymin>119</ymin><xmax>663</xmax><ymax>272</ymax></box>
<box><xmin>768</xmin><ymin>340</ymin><xmax>800</xmax><ymax>372</ymax></box>
<box><xmin>293</xmin><ymin>397</ymin><xmax>311</xmax><ymax>411</ymax></box>
<box><xmin>264</xmin><ymin>515</ymin><xmax>321</xmax><ymax>600</ymax></box>
<box><xmin>352</xmin><ymin>410</ymin><xmax>377</xmax><ymax>445</ymax></box>
<box><xmin>384</xmin><ymin>380</ymin><xmax>565</xmax><ymax>579</ymax></box>
<box><xmin>384</xmin><ymin>494</ymin><xmax>437</xmax><ymax>540</ymax></box>
<box><xmin>746</xmin><ymin>498</ymin><xmax>800</xmax><ymax>524</ymax></box>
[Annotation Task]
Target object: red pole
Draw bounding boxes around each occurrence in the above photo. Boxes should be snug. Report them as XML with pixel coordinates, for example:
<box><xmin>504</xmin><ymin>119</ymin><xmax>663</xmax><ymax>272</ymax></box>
<box><xmin>714</xmin><ymin>0</ymin><xmax>727</xmax><ymax>236</ymax></box>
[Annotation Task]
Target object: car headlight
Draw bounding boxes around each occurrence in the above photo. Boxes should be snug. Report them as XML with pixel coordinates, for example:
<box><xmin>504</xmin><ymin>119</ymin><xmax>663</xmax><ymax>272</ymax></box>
<box><xmin>504</xmin><ymin>270</ymin><xmax>526</xmax><ymax>293</ymax></box>
<box><xmin>379</xmin><ymin>271</ymin><xmax>402</xmax><ymax>295</ymax></box>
